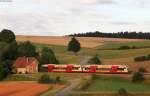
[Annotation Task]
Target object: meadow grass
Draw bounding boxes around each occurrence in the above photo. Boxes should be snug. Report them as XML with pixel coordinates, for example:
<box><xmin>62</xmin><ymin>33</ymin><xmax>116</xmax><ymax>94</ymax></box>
<box><xmin>97</xmin><ymin>41</ymin><xmax>150</xmax><ymax>49</ymax></box>
<box><xmin>34</xmin><ymin>42</ymin><xmax>150</xmax><ymax>63</ymax></box>
<box><xmin>86</xmin><ymin>77</ymin><xmax>150</xmax><ymax>92</ymax></box>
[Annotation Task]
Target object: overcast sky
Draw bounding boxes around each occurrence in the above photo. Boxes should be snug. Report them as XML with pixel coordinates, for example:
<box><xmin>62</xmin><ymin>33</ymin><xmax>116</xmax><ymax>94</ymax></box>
<box><xmin>0</xmin><ymin>0</ymin><xmax>150</xmax><ymax>36</ymax></box>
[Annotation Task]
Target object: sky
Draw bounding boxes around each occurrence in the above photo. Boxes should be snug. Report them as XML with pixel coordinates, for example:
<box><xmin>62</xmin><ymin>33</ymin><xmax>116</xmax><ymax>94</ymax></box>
<box><xmin>0</xmin><ymin>0</ymin><xmax>150</xmax><ymax>36</ymax></box>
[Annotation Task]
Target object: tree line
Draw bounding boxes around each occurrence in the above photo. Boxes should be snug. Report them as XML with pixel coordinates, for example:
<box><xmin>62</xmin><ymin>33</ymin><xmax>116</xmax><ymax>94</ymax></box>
<box><xmin>0</xmin><ymin>29</ymin><xmax>59</xmax><ymax>80</ymax></box>
<box><xmin>69</xmin><ymin>31</ymin><xmax>150</xmax><ymax>39</ymax></box>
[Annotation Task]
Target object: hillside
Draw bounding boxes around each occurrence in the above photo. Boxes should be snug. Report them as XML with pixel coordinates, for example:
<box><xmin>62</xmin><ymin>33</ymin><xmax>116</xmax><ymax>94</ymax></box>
<box><xmin>16</xmin><ymin>35</ymin><xmax>145</xmax><ymax>48</ymax></box>
<box><xmin>16</xmin><ymin>35</ymin><xmax>150</xmax><ymax>72</ymax></box>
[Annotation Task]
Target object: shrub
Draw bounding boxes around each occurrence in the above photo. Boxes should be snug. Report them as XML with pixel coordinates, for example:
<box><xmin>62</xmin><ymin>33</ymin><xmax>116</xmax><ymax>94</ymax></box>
<box><xmin>119</xmin><ymin>46</ymin><xmax>130</xmax><ymax>50</ymax></box>
<box><xmin>146</xmin><ymin>54</ymin><xmax>150</xmax><ymax>60</ymax></box>
<box><xmin>118</xmin><ymin>88</ymin><xmax>128</xmax><ymax>96</ymax></box>
<box><xmin>138</xmin><ymin>67</ymin><xmax>147</xmax><ymax>73</ymax></box>
<box><xmin>132</xmin><ymin>46</ymin><xmax>137</xmax><ymax>49</ymax></box>
<box><xmin>134</xmin><ymin>54</ymin><xmax>150</xmax><ymax>62</ymax></box>
<box><xmin>88</xmin><ymin>55</ymin><xmax>101</xmax><ymax>64</ymax></box>
<box><xmin>134</xmin><ymin>56</ymin><xmax>147</xmax><ymax>62</ymax></box>
<box><xmin>38</xmin><ymin>74</ymin><xmax>53</xmax><ymax>84</ymax></box>
<box><xmin>132</xmin><ymin>72</ymin><xmax>145</xmax><ymax>82</ymax></box>
<box><xmin>55</xmin><ymin>76</ymin><xmax>61</xmax><ymax>82</ymax></box>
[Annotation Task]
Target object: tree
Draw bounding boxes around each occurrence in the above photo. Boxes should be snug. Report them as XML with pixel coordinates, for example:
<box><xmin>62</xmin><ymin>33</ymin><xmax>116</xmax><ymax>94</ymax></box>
<box><xmin>39</xmin><ymin>47</ymin><xmax>59</xmax><ymax>64</ymax></box>
<box><xmin>0</xmin><ymin>29</ymin><xmax>17</xmax><ymax>81</ymax></box>
<box><xmin>68</xmin><ymin>37</ymin><xmax>81</xmax><ymax>54</ymax></box>
<box><xmin>132</xmin><ymin>72</ymin><xmax>145</xmax><ymax>82</ymax></box>
<box><xmin>1</xmin><ymin>41</ymin><xmax>18</xmax><ymax>60</ymax></box>
<box><xmin>17</xmin><ymin>41</ymin><xmax>38</xmax><ymax>57</ymax></box>
<box><xmin>39</xmin><ymin>47</ymin><xmax>59</xmax><ymax>71</ymax></box>
<box><xmin>88</xmin><ymin>55</ymin><xmax>101</xmax><ymax>64</ymax></box>
<box><xmin>0</xmin><ymin>62</ymin><xmax>9</xmax><ymax>80</ymax></box>
<box><xmin>0</xmin><ymin>41</ymin><xmax>18</xmax><ymax>76</ymax></box>
<box><xmin>0</xmin><ymin>29</ymin><xmax>16</xmax><ymax>43</ymax></box>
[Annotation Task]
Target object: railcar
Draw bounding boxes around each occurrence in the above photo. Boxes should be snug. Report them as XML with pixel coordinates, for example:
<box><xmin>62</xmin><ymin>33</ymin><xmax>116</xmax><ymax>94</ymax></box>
<box><xmin>42</xmin><ymin>64</ymin><xmax>129</xmax><ymax>74</ymax></box>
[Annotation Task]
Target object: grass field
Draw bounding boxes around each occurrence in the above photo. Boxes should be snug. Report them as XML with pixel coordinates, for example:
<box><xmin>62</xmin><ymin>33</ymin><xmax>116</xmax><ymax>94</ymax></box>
<box><xmin>97</xmin><ymin>41</ymin><xmax>150</xmax><ymax>49</ymax></box>
<box><xmin>86</xmin><ymin>78</ymin><xmax>150</xmax><ymax>92</ymax></box>
<box><xmin>4</xmin><ymin>73</ymin><xmax>90</xmax><ymax>82</ymax></box>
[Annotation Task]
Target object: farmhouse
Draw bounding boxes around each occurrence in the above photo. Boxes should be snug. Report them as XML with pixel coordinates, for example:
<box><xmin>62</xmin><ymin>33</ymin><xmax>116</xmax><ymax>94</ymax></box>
<box><xmin>13</xmin><ymin>57</ymin><xmax>38</xmax><ymax>74</ymax></box>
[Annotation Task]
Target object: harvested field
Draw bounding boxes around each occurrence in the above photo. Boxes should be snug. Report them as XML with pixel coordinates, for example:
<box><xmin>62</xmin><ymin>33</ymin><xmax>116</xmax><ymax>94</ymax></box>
<box><xmin>0</xmin><ymin>81</ymin><xmax>50</xmax><ymax>96</ymax></box>
<box><xmin>16</xmin><ymin>36</ymin><xmax>145</xmax><ymax>48</ymax></box>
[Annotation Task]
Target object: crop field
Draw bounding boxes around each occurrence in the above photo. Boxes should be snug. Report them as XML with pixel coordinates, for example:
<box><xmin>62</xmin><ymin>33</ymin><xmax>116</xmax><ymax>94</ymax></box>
<box><xmin>0</xmin><ymin>81</ymin><xmax>50</xmax><ymax>96</ymax></box>
<box><xmin>16</xmin><ymin>36</ymin><xmax>145</xmax><ymax>48</ymax></box>
<box><xmin>86</xmin><ymin>78</ymin><xmax>150</xmax><ymax>92</ymax></box>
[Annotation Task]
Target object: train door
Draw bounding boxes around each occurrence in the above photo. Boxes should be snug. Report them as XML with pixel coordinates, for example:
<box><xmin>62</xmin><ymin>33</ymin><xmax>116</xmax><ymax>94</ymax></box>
<box><xmin>90</xmin><ymin>65</ymin><xmax>97</xmax><ymax>73</ymax></box>
<box><xmin>66</xmin><ymin>65</ymin><xmax>73</xmax><ymax>73</ymax></box>
<box><xmin>48</xmin><ymin>65</ymin><xmax>54</xmax><ymax>72</ymax></box>
<box><xmin>111</xmin><ymin>65</ymin><xmax>118</xmax><ymax>73</ymax></box>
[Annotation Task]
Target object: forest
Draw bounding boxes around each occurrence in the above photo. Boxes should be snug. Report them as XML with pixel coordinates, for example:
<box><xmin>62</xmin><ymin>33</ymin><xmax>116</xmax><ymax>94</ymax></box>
<box><xmin>69</xmin><ymin>31</ymin><xmax>150</xmax><ymax>39</ymax></box>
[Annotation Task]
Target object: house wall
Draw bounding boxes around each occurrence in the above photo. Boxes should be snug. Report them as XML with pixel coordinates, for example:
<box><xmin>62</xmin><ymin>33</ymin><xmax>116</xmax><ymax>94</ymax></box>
<box><xmin>26</xmin><ymin>60</ymin><xmax>38</xmax><ymax>73</ymax></box>
<box><xmin>16</xmin><ymin>68</ymin><xmax>26</xmax><ymax>74</ymax></box>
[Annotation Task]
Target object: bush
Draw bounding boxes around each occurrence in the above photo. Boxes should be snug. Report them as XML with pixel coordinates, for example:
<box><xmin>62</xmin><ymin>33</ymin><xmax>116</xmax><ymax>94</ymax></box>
<box><xmin>88</xmin><ymin>55</ymin><xmax>101</xmax><ymax>64</ymax></box>
<box><xmin>132</xmin><ymin>46</ymin><xmax>137</xmax><ymax>49</ymax></box>
<box><xmin>134</xmin><ymin>54</ymin><xmax>150</xmax><ymax>62</ymax></box>
<box><xmin>55</xmin><ymin>76</ymin><xmax>61</xmax><ymax>82</ymax></box>
<box><xmin>38</xmin><ymin>74</ymin><xmax>53</xmax><ymax>84</ymax></box>
<box><xmin>146</xmin><ymin>54</ymin><xmax>150</xmax><ymax>60</ymax></box>
<box><xmin>132</xmin><ymin>72</ymin><xmax>145</xmax><ymax>82</ymax></box>
<box><xmin>134</xmin><ymin>56</ymin><xmax>147</xmax><ymax>62</ymax></box>
<box><xmin>138</xmin><ymin>67</ymin><xmax>147</xmax><ymax>73</ymax></box>
<box><xmin>119</xmin><ymin>46</ymin><xmax>130</xmax><ymax>50</ymax></box>
<box><xmin>118</xmin><ymin>88</ymin><xmax>128</xmax><ymax>96</ymax></box>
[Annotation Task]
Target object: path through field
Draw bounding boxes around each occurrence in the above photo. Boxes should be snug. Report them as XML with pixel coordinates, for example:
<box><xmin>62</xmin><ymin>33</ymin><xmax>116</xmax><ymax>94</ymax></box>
<box><xmin>54</xmin><ymin>79</ymin><xmax>80</xmax><ymax>96</ymax></box>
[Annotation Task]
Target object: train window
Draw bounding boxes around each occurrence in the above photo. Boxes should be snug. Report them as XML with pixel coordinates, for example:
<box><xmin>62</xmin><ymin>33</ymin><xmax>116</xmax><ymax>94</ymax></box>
<box><xmin>72</xmin><ymin>67</ymin><xmax>79</xmax><ymax>70</ymax></box>
<box><xmin>96</xmin><ymin>68</ymin><xmax>111</xmax><ymax>70</ymax></box>
<box><xmin>54</xmin><ymin>67</ymin><xmax>66</xmax><ymax>70</ymax></box>
<box><xmin>85</xmin><ymin>68</ymin><xmax>90</xmax><ymax>70</ymax></box>
<box><xmin>117</xmin><ymin>68</ymin><xmax>125</xmax><ymax>70</ymax></box>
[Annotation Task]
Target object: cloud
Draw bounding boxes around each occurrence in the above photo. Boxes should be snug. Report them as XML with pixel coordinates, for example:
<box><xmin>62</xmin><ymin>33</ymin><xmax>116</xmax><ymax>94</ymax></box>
<box><xmin>0</xmin><ymin>0</ymin><xmax>150</xmax><ymax>35</ymax></box>
<box><xmin>71</xmin><ymin>0</ymin><xmax>117</xmax><ymax>5</ymax></box>
<box><xmin>111</xmin><ymin>21</ymin><xmax>135</xmax><ymax>25</ymax></box>
<box><xmin>130</xmin><ymin>0</ymin><xmax>150</xmax><ymax>8</ymax></box>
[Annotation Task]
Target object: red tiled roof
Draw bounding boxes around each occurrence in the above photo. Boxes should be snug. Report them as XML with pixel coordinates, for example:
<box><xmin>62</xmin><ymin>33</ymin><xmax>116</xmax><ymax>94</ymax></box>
<box><xmin>13</xmin><ymin>57</ymin><xmax>38</xmax><ymax>68</ymax></box>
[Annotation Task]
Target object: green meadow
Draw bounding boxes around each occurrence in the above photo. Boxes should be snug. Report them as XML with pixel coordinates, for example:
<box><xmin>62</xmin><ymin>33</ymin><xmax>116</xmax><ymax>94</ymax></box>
<box><xmin>34</xmin><ymin>40</ymin><xmax>150</xmax><ymax>63</ymax></box>
<box><xmin>86</xmin><ymin>78</ymin><xmax>150</xmax><ymax>92</ymax></box>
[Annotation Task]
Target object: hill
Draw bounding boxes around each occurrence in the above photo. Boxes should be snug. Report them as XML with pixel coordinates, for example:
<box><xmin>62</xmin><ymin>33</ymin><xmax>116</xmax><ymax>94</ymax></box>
<box><xmin>16</xmin><ymin>35</ymin><xmax>144</xmax><ymax>48</ymax></box>
<box><xmin>16</xmin><ymin>35</ymin><xmax>150</xmax><ymax>72</ymax></box>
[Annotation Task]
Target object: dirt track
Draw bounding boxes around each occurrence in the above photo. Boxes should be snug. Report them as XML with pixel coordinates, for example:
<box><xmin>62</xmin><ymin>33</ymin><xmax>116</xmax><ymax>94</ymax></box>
<box><xmin>55</xmin><ymin>79</ymin><xmax>80</xmax><ymax>96</ymax></box>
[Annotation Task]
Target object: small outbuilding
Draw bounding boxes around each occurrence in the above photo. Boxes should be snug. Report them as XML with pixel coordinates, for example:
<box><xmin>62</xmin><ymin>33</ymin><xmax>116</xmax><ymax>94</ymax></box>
<box><xmin>13</xmin><ymin>57</ymin><xmax>38</xmax><ymax>74</ymax></box>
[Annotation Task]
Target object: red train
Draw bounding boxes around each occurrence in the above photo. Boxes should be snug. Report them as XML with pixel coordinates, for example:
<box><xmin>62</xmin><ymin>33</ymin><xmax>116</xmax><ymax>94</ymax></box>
<box><xmin>43</xmin><ymin>64</ymin><xmax>129</xmax><ymax>74</ymax></box>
